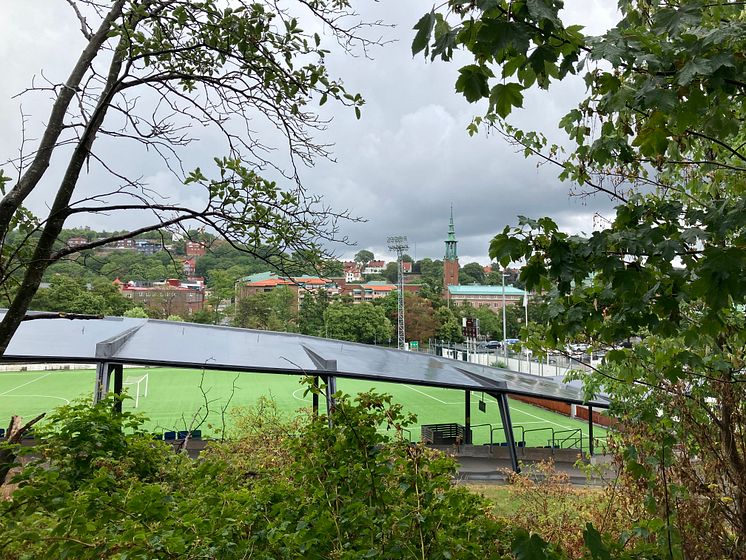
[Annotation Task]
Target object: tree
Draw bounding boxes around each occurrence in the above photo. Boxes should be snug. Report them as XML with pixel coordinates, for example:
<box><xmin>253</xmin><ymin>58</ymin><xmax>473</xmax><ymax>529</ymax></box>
<box><xmin>31</xmin><ymin>274</ymin><xmax>133</xmax><ymax>316</ymax></box>
<box><xmin>323</xmin><ymin>302</ymin><xmax>392</xmax><ymax>344</ymax></box>
<box><xmin>417</xmin><ymin>258</ymin><xmax>443</xmax><ymax>295</ymax></box>
<box><xmin>354</xmin><ymin>249</ymin><xmax>375</xmax><ymax>273</ymax></box>
<box><xmin>460</xmin><ymin>262</ymin><xmax>486</xmax><ymax>284</ymax></box>
<box><xmin>402</xmin><ymin>295</ymin><xmax>439</xmax><ymax>344</ymax></box>
<box><xmin>298</xmin><ymin>289</ymin><xmax>330</xmax><ymax>336</ymax></box>
<box><xmin>418</xmin><ymin>0</ymin><xmax>746</xmax><ymax>555</ymax></box>
<box><xmin>123</xmin><ymin>306</ymin><xmax>148</xmax><ymax>318</ymax></box>
<box><xmin>89</xmin><ymin>278</ymin><xmax>133</xmax><ymax>316</ymax></box>
<box><xmin>435</xmin><ymin>306</ymin><xmax>462</xmax><ymax>343</ymax></box>
<box><xmin>0</xmin><ymin>0</ymin><xmax>378</xmax><ymax>355</ymax></box>
<box><xmin>234</xmin><ymin>286</ymin><xmax>297</xmax><ymax>332</ymax></box>
<box><xmin>320</xmin><ymin>259</ymin><xmax>344</xmax><ymax>278</ymax></box>
<box><xmin>382</xmin><ymin>261</ymin><xmax>399</xmax><ymax>283</ymax></box>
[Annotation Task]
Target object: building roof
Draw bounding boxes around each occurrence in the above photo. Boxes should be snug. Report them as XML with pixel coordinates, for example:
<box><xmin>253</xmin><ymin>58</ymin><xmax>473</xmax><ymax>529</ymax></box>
<box><xmin>0</xmin><ymin>310</ymin><xmax>608</xmax><ymax>408</ymax></box>
<box><xmin>447</xmin><ymin>285</ymin><xmax>527</xmax><ymax>296</ymax></box>
<box><xmin>237</xmin><ymin>272</ymin><xmax>334</xmax><ymax>288</ymax></box>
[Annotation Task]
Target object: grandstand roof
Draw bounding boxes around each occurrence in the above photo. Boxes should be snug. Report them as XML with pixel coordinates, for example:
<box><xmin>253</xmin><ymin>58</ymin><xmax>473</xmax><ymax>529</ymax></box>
<box><xmin>0</xmin><ymin>311</ymin><xmax>608</xmax><ymax>408</ymax></box>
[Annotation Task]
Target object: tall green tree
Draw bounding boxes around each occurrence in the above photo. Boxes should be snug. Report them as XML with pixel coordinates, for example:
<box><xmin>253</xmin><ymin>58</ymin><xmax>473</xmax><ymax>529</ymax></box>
<box><xmin>233</xmin><ymin>286</ymin><xmax>297</xmax><ymax>332</ymax></box>
<box><xmin>435</xmin><ymin>306</ymin><xmax>462</xmax><ymax>343</ymax></box>
<box><xmin>323</xmin><ymin>302</ymin><xmax>392</xmax><ymax>345</ymax></box>
<box><xmin>0</xmin><ymin>0</ymin><xmax>377</xmax><ymax>355</ymax></box>
<box><xmin>460</xmin><ymin>262</ymin><xmax>486</xmax><ymax>284</ymax></box>
<box><xmin>418</xmin><ymin>0</ymin><xmax>746</xmax><ymax>555</ymax></box>
<box><xmin>298</xmin><ymin>290</ymin><xmax>331</xmax><ymax>336</ymax></box>
<box><xmin>354</xmin><ymin>250</ymin><xmax>375</xmax><ymax>274</ymax></box>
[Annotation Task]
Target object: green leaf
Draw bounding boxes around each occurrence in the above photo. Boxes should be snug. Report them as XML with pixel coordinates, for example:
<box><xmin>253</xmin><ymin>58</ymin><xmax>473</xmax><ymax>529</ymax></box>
<box><xmin>489</xmin><ymin>82</ymin><xmax>524</xmax><ymax>118</ymax></box>
<box><xmin>455</xmin><ymin>64</ymin><xmax>492</xmax><ymax>103</ymax></box>
<box><xmin>632</xmin><ymin>111</ymin><xmax>670</xmax><ymax>156</ymax></box>
<box><xmin>584</xmin><ymin>524</ymin><xmax>611</xmax><ymax>560</ymax></box>
<box><xmin>677</xmin><ymin>57</ymin><xmax>714</xmax><ymax>86</ymax></box>
<box><xmin>412</xmin><ymin>10</ymin><xmax>435</xmax><ymax>56</ymax></box>
<box><xmin>512</xmin><ymin>529</ymin><xmax>550</xmax><ymax>560</ymax></box>
<box><xmin>526</xmin><ymin>0</ymin><xmax>560</xmax><ymax>26</ymax></box>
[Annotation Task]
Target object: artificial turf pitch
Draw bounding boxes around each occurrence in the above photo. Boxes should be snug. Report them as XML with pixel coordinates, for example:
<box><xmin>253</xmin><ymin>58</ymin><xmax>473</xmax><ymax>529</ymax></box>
<box><xmin>0</xmin><ymin>367</ymin><xmax>605</xmax><ymax>449</ymax></box>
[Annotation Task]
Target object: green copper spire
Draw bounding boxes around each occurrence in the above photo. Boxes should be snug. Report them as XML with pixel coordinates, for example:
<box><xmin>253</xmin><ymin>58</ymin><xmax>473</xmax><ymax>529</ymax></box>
<box><xmin>444</xmin><ymin>206</ymin><xmax>458</xmax><ymax>260</ymax></box>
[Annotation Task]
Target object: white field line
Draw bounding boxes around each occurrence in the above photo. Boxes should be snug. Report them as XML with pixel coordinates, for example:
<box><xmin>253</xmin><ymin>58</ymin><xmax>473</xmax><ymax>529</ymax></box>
<box><xmin>0</xmin><ymin>371</ymin><xmax>54</xmax><ymax>396</ymax></box>
<box><xmin>292</xmin><ymin>388</ymin><xmax>311</xmax><ymax>402</ymax></box>
<box><xmin>403</xmin><ymin>385</ymin><xmax>450</xmax><ymax>404</ymax></box>
<box><xmin>511</xmin><ymin>406</ymin><xmax>570</xmax><ymax>429</ymax></box>
<box><xmin>0</xmin><ymin>394</ymin><xmax>70</xmax><ymax>404</ymax></box>
<box><xmin>0</xmin><ymin>371</ymin><xmax>55</xmax><ymax>375</ymax></box>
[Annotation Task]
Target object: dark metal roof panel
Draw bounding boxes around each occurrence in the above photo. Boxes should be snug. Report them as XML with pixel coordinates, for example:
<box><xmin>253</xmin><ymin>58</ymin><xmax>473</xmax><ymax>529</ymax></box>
<box><xmin>0</xmin><ymin>312</ymin><xmax>609</xmax><ymax>407</ymax></box>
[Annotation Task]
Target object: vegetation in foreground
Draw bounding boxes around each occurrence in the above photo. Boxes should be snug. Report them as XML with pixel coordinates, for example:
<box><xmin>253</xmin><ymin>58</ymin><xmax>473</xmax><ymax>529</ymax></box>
<box><xmin>0</xmin><ymin>393</ymin><xmax>696</xmax><ymax>559</ymax></box>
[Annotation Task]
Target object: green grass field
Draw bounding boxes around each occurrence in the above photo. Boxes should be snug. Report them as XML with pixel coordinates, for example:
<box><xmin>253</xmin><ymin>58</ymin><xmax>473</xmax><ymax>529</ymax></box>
<box><xmin>0</xmin><ymin>367</ymin><xmax>605</xmax><ymax>449</ymax></box>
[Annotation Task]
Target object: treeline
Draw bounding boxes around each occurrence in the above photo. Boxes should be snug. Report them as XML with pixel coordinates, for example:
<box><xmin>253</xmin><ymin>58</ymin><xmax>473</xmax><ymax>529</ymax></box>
<box><xmin>14</xmin><ymin>228</ymin><xmax>540</xmax><ymax>345</ymax></box>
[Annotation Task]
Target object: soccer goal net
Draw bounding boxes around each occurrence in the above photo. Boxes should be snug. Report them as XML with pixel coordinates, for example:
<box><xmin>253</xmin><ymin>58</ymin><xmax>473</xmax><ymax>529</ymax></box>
<box><xmin>123</xmin><ymin>373</ymin><xmax>149</xmax><ymax>408</ymax></box>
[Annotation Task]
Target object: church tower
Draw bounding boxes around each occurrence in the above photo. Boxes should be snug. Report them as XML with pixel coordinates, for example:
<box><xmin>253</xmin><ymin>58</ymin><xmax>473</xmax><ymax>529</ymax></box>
<box><xmin>443</xmin><ymin>207</ymin><xmax>459</xmax><ymax>297</ymax></box>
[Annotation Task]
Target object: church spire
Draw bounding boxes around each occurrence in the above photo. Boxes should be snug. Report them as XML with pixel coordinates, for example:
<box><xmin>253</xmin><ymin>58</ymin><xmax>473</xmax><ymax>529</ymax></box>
<box><xmin>443</xmin><ymin>206</ymin><xmax>460</xmax><ymax>294</ymax></box>
<box><xmin>444</xmin><ymin>205</ymin><xmax>458</xmax><ymax>260</ymax></box>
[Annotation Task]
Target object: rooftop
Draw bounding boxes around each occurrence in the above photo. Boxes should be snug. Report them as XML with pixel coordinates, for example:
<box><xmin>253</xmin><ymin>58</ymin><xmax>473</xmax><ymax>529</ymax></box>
<box><xmin>448</xmin><ymin>285</ymin><xmax>526</xmax><ymax>296</ymax></box>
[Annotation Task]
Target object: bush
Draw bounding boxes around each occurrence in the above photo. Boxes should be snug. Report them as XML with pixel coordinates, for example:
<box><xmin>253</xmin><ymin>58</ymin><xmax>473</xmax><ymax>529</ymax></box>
<box><xmin>0</xmin><ymin>393</ymin><xmax>513</xmax><ymax>559</ymax></box>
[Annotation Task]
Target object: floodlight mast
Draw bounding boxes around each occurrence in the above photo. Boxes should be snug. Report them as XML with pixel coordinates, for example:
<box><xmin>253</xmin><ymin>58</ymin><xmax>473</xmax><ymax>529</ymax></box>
<box><xmin>387</xmin><ymin>235</ymin><xmax>409</xmax><ymax>350</ymax></box>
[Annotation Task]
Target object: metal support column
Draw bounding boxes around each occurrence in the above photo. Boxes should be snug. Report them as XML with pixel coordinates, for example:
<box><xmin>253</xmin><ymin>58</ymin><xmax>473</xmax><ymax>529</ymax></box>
<box><xmin>112</xmin><ymin>364</ymin><xmax>123</xmax><ymax>413</ymax></box>
<box><xmin>312</xmin><ymin>376</ymin><xmax>319</xmax><ymax>417</ymax></box>
<box><xmin>94</xmin><ymin>362</ymin><xmax>125</xmax><ymax>409</ymax></box>
<box><xmin>464</xmin><ymin>390</ymin><xmax>472</xmax><ymax>444</ymax></box>
<box><xmin>588</xmin><ymin>405</ymin><xmax>594</xmax><ymax>457</ymax></box>
<box><xmin>94</xmin><ymin>362</ymin><xmax>112</xmax><ymax>403</ymax></box>
<box><xmin>325</xmin><ymin>375</ymin><xmax>337</xmax><ymax>427</ymax></box>
<box><xmin>495</xmin><ymin>392</ymin><xmax>520</xmax><ymax>473</ymax></box>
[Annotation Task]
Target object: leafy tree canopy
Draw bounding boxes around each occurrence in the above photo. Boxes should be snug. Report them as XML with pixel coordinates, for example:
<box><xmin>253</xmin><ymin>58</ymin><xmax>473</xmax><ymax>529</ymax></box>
<box><xmin>0</xmin><ymin>0</ymin><xmax>378</xmax><ymax>355</ymax></box>
<box><xmin>417</xmin><ymin>0</ymin><xmax>746</xmax><ymax>555</ymax></box>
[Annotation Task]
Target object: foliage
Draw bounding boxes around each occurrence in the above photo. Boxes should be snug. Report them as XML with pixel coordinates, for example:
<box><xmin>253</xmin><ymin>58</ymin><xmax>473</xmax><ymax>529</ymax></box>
<box><xmin>233</xmin><ymin>286</ymin><xmax>297</xmax><ymax>331</ymax></box>
<box><xmin>416</xmin><ymin>258</ymin><xmax>444</xmax><ymax>295</ymax></box>
<box><xmin>354</xmin><ymin>249</ymin><xmax>375</xmax><ymax>272</ymax></box>
<box><xmin>298</xmin><ymin>289</ymin><xmax>331</xmax><ymax>336</ymax></box>
<box><xmin>323</xmin><ymin>302</ymin><xmax>392</xmax><ymax>344</ymax></box>
<box><xmin>0</xmin><ymin>0</ymin><xmax>377</xmax><ymax>355</ymax></box>
<box><xmin>0</xmin><ymin>392</ymin><xmax>516</xmax><ymax>559</ymax></box>
<box><xmin>30</xmin><ymin>274</ymin><xmax>133</xmax><ymax>316</ymax></box>
<box><xmin>460</xmin><ymin>261</ymin><xmax>486</xmax><ymax>284</ymax></box>
<box><xmin>123</xmin><ymin>306</ymin><xmax>149</xmax><ymax>318</ymax></box>
<box><xmin>435</xmin><ymin>306</ymin><xmax>463</xmax><ymax>343</ymax></box>
<box><xmin>417</xmin><ymin>0</ymin><xmax>746</xmax><ymax>556</ymax></box>
<box><xmin>502</xmin><ymin>461</ymin><xmax>637</xmax><ymax>560</ymax></box>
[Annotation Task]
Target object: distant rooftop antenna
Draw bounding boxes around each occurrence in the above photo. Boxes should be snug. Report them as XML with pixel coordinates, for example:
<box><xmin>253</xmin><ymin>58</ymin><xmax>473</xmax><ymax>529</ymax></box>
<box><xmin>387</xmin><ymin>235</ymin><xmax>409</xmax><ymax>350</ymax></box>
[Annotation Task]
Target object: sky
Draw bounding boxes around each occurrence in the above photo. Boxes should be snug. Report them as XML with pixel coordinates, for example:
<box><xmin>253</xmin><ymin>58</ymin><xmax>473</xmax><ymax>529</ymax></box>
<box><xmin>0</xmin><ymin>1</ymin><xmax>620</xmax><ymax>266</ymax></box>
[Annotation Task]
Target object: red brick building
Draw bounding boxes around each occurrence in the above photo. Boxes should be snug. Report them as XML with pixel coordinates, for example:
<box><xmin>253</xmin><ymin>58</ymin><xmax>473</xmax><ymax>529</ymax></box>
<box><xmin>120</xmin><ymin>279</ymin><xmax>205</xmax><ymax>318</ymax></box>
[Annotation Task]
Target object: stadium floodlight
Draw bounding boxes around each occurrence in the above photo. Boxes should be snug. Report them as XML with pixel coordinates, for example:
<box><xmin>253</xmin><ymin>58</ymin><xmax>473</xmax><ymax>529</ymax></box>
<box><xmin>387</xmin><ymin>235</ymin><xmax>409</xmax><ymax>350</ymax></box>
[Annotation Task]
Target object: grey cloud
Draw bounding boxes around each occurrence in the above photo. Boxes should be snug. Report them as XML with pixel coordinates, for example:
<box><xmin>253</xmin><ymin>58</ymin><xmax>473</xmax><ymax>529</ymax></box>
<box><xmin>2</xmin><ymin>0</ymin><xmax>618</xmax><ymax>265</ymax></box>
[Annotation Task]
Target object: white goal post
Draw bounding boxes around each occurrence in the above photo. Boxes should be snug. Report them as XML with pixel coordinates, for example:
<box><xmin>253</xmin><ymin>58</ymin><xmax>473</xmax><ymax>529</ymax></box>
<box><xmin>123</xmin><ymin>373</ymin><xmax>149</xmax><ymax>408</ymax></box>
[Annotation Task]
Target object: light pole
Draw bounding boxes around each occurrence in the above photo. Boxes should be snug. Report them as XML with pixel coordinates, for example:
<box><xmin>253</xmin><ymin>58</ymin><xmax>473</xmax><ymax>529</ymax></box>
<box><xmin>523</xmin><ymin>290</ymin><xmax>529</xmax><ymax>370</ymax></box>
<box><xmin>387</xmin><ymin>235</ymin><xmax>409</xmax><ymax>350</ymax></box>
<box><xmin>502</xmin><ymin>271</ymin><xmax>508</xmax><ymax>364</ymax></box>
